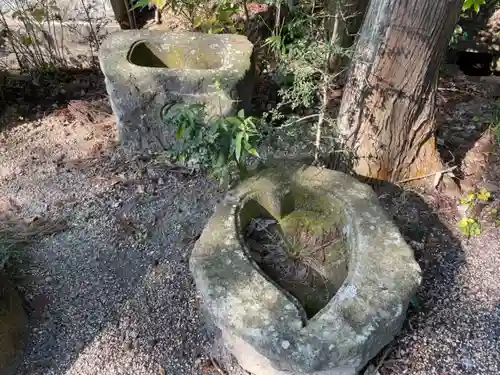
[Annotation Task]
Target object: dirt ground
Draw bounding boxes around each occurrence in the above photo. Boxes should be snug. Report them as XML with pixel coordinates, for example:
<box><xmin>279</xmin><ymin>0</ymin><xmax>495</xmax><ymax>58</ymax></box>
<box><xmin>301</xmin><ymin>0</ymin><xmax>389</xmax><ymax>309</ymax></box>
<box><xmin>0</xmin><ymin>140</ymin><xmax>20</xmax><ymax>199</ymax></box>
<box><xmin>0</xmin><ymin>47</ymin><xmax>499</xmax><ymax>375</ymax></box>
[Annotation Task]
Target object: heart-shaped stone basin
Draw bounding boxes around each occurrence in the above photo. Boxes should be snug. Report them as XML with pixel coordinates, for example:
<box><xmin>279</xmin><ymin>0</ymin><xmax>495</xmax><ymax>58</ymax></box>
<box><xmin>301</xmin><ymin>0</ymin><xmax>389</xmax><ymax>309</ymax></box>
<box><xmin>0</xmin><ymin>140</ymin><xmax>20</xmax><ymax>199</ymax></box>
<box><xmin>190</xmin><ymin>162</ymin><xmax>421</xmax><ymax>374</ymax></box>
<box><xmin>240</xmin><ymin>189</ymin><xmax>348</xmax><ymax>319</ymax></box>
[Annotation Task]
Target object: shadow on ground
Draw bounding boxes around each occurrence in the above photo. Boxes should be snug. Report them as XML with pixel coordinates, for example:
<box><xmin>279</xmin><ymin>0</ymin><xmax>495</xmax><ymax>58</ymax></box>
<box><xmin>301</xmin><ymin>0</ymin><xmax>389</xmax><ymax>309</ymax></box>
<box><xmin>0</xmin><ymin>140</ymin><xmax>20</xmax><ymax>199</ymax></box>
<box><xmin>365</xmin><ymin>170</ymin><xmax>499</xmax><ymax>373</ymax></box>
<box><xmin>2</xmin><ymin>138</ymin><xmax>222</xmax><ymax>375</ymax></box>
<box><xmin>0</xmin><ymin>69</ymin><xmax>106</xmax><ymax>131</ymax></box>
<box><xmin>5</xmin><ymin>147</ymin><xmax>498</xmax><ymax>375</ymax></box>
<box><xmin>353</xmin><ymin>178</ymin><xmax>464</xmax><ymax>373</ymax></box>
<box><xmin>1</xmin><ymin>59</ymin><xmax>498</xmax><ymax>375</ymax></box>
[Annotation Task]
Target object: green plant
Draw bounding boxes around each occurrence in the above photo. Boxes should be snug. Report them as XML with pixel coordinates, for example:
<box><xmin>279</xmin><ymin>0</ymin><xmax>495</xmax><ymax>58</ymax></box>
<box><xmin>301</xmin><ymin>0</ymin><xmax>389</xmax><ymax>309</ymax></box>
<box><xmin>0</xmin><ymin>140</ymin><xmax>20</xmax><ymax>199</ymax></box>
<box><xmin>449</xmin><ymin>0</ymin><xmax>488</xmax><ymax>46</ymax></box>
<box><xmin>489</xmin><ymin>207</ymin><xmax>500</xmax><ymax>227</ymax></box>
<box><xmin>489</xmin><ymin>108</ymin><xmax>500</xmax><ymax>145</ymax></box>
<box><xmin>459</xmin><ymin>188</ymin><xmax>491</xmax><ymax>210</ymax></box>
<box><xmin>258</xmin><ymin>0</ymin><xmax>354</xmax><ymax>161</ymax></box>
<box><xmin>165</xmin><ymin>103</ymin><xmax>260</xmax><ymax>185</ymax></box>
<box><xmin>134</xmin><ymin>0</ymin><xmax>245</xmax><ymax>34</ymax></box>
<box><xmin>449</xmin><ymin>24</ymin><xmax>468</xmax><ymax>46</ymax></box>
<box><xmin>194</xmin><ymin>1</ymin><xmax>243</xmax><ymax>34</ymax></box>
<box><xmin>462</xmin><ymin>0</ymin><xmax>485</xmax><ymax>12</ymax></box>
<box><xmin>0</xmin><ymin>0</ymin><xmax>67</xmax><ymax>71</ymax></box>
<box><xmin>456</xmin><ymin>188</ymin><xmax>492</xmax><ymax>237</ymax></box>
<box><xmin>0</xmin><ymin>0</ymin><xmax>104</xmax><ymax>71</ymax></box>
<box><xmin>457</xmin><ymin>217</ymin><xmax>482</xmax><ymax>237</ymax></box>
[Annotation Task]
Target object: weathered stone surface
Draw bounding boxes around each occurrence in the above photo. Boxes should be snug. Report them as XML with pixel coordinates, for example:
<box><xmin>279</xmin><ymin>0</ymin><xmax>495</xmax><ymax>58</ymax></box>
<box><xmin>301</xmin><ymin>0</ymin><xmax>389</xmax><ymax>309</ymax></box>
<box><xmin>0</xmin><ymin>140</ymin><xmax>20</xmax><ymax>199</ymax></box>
<box><xmin>190</xmin><ymin>162</ymin><xmax>422</xmax><ymax>375</ymax></box>
<box><xmin>0</xmin><ymin>274</ymin><xmax>28</xmax><ymax>375</ymax></box>
<box><xmin>99</xmin><ymin>30</ymin><xmax>254</xmax><ymax>153</ymax></box>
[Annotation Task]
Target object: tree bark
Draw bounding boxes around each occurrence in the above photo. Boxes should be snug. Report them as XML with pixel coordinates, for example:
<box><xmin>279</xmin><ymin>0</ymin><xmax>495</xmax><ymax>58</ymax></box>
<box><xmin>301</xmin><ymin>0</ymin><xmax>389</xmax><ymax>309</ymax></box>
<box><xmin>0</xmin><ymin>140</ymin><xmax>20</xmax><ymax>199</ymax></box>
<box><xmin>110</xmin><ymin>0</ymin><xmax>137</xmax><ymax>29</ymax></box>
<box><xmin>336</xmin><ymin>0</ymin><xmax>462</xmax><ymax>183</ymax></box>
<box><xmin>325</xmin><ymin>0</ymin><xmax>369</xmax><ymax>76</ymax></box>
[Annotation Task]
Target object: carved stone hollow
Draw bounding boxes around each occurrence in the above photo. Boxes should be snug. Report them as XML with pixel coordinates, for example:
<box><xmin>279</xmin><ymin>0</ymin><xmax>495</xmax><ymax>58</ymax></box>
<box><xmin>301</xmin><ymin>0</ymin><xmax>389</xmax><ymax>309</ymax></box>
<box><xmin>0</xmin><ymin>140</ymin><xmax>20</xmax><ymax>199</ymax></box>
<box><xmin>190</xmin><ymin>162</ymin><xmax>422</xmax><ymax>375</ymax></box>
<box><xmin>98</xmin><ymin>30</ymin><xmax>254</xmax><ymax>153</ymax></box>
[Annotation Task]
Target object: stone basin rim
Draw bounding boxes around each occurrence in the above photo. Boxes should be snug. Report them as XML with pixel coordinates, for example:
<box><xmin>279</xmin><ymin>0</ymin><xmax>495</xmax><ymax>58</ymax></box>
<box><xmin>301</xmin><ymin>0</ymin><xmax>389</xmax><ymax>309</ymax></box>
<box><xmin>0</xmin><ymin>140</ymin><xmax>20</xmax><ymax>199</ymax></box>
<box><xmin>99</xmin><ymin>30</ymin><xmax>253</xmax><ymax>76</ymax></box>
<box><xmin>189</xmin><ymin>163</ymin><xmax>422</xmax><ymax>375</ymax></box>
<box><xmin>190</xmin><ymin>164</ymin><xmax>422</xmax><ymax>371</ymax></box>
<box><xmin>192</xmin><ymin>164</ymin><xmax>421</xmax><ymax>324</ymax></box>
<box><xmin>127</xmin><ymin>39</ymin><xmax>226</xmax><ymax>72</ymax></box>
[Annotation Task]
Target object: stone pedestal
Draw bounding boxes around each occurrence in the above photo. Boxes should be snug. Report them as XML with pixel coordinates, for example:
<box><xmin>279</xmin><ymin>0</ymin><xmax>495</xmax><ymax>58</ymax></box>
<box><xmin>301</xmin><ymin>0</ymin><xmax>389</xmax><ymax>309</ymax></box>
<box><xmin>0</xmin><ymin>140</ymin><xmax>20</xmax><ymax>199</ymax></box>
<box><xmin>99</xmin><ymin>30</ymin><xmax>254</xmax><ymax>154</ymax></box>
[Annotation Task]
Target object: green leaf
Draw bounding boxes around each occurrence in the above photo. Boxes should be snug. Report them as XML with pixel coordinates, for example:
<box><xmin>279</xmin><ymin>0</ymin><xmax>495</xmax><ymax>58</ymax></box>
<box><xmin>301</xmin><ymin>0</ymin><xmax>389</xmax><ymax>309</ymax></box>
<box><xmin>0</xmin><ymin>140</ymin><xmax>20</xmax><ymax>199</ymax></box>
<box><xmin>264</xmin><ymin>35</ymin><xmax>282</xmax><ymax>48</ymax></box>
<box><xmin>235</xmin><ymin>132</ymin><xmax>243</xmax><ymax>162</ymax></box>
<box><xmin>477</xmin><ymin>188</ymin><xmax>491</xmax><ymax>201</ymax></box>
<box><xmin>176</xmin><ymin>124</ymin><xmax>185</xmax><ymax>140</ymax></box>
<box><xmin>469</xmin><ymin>220</ymin><xmax>481</xmax><ymax>235</ymax></box>
<box><xmin>209</xmin><ymin>120</ymin><xmax>220</xmax><ymax>134</ymax></box>
<box><xmin>462</xmin><ymin>0</ymin><xmax>474</xmax><ymax>10</ymax></box>
<box><xmin>224</xmin><ymin>117</ymin><xmax>243</xmax><ymax>129</ymax></box>
<box><xmin>245</xmin><ymin>116</ymin><xmax>256</xmax><ymax>126</ymax></box>
<box><xmin>215</xmin><ymin>150</ymin><xmax>227</xmax><ymax>167</ymax></box>
<box><xmin>193</xmin><ymin>15</ymin><xmax>203</xmax><ymax>28</ymax></box>
<box><xmin>217</xmin><ymin>10</ymin><xmax>232</xmax><ymax>23</ymax></box>
<box><xmin>220</xmin><ymin>119</ymin><xmax>230</xmax><ymax>132</ymax></box>
<box><xmin>472</xmin><ymin>116</ymin><xmax>480</xmax><ymax>122</ymax></box>
<box><xmin>186</xmin><ymin>112</ymin><xmax>195</xmax><ymax>129</ymax></box>
<box><xmin>459</xmin><ymin>192</ymin><xmax>476</xmax><ymax>206</ymax></box>
<box><xmin>21</xmin><ymin>35</ymin><xmax>33</xmax><ymax>46</ymax></box>
<box><xmin>462</xmin><ymin>0</ymin><xmax>485</xmax><ymax>12</ymax></box>
<box><xmin>247</xmin><ymin>147</ymin><xmax>259</xmax><ymax>157</ymax></box>
<box><xmin>457</xmin><ymin>217</ymin><xmax>472</xmax><ymax>230</ymax></box>
<box><xmin>131</xmin><ymin>0</ymin><xmax>152</xmax><ymax>10</ymax></box>
<box><xmin>31</xmin><ymin>8</ymin><xmax>46</xmax><ymax>22</ymax></box>
<box><xmin>457</xmin><ymin>217</ymin><xmax>482</xmax><ymax>236</ymax></box>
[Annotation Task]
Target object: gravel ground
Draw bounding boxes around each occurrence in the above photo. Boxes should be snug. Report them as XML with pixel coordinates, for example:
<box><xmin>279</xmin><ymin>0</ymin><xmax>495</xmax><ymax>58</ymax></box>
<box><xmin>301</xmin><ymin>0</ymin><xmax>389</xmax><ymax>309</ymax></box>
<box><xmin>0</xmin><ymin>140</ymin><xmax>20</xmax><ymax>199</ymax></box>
<box><xmin>0</xmin><ymin>73</ymin><xmax>499</xmax><ymax>375</ymax></box>
<box><xmin>374</xmin><ymin>97</ymin><xmax>500</xmax><ymax>375</ymax></box>
<box><xmin>0</xmin><ymin>103</ymin><xmax>233</xmax><ymax>375</ymax></box>
<box><xmin>375</xmin><ymin>192</ymin><xmax>500</xmax><ymax>375</ymax></box>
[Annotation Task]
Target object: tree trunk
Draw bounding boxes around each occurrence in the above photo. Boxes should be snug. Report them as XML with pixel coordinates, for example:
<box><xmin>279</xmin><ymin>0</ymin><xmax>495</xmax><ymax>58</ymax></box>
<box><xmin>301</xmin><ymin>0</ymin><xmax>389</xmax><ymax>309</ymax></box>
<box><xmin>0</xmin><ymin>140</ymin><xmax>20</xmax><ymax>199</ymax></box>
<box><xmin>336</xmin><ymin>0</ymin><xmax>462</xmax><ymax>183</ymax></box>
<box><xmin>110</xmin><ymin>0</ymin><xmax>137</xmax><ymax>29</ymax></box>
<box><xmin>325</xmin><ymin>0</ymin><xmax>369</xmax><ymax>76</ymax></box>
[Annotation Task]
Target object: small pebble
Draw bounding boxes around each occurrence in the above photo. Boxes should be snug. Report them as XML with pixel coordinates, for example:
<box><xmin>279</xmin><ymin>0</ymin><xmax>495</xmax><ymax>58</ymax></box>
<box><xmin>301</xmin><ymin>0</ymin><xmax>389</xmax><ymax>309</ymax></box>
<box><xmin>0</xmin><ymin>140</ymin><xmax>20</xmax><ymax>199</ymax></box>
<box><xmin>123</xmin><ymin>339</ymin><xmax>133</xmax><ymax>351</ymax></box>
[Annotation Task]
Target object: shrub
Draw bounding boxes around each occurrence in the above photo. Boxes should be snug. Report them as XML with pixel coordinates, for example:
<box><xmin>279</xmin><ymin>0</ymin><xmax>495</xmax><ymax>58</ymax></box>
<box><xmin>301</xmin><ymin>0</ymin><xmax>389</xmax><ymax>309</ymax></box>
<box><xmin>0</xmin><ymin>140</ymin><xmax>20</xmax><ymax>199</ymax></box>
<box><xmin>164</xmin><ymin>103</ymin><xmax>261</xmax><ymax>186</ymax></box>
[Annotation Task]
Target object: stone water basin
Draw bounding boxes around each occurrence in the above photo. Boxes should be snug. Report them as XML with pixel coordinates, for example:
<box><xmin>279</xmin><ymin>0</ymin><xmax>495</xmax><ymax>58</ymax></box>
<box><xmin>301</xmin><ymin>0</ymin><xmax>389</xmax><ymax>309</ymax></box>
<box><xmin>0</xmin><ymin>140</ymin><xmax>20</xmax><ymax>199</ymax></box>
<box><xmin>190</xmin><ymin>161</ymin><xmax>422</xmax><ymax>375</ymax></box>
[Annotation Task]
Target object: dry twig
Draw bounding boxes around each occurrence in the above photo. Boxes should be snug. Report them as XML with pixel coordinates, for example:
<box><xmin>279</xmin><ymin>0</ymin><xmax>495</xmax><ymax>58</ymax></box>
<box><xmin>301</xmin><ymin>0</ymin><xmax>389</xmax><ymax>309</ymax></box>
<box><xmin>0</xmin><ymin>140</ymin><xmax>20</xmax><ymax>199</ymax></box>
<box><xmin>396</xmin><ymin>166</ymin><xmax>457</xmax><ymax>184</ymax></box>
